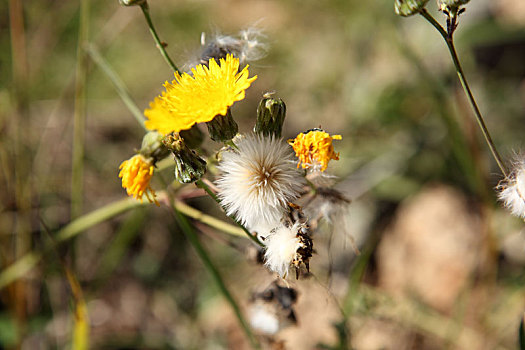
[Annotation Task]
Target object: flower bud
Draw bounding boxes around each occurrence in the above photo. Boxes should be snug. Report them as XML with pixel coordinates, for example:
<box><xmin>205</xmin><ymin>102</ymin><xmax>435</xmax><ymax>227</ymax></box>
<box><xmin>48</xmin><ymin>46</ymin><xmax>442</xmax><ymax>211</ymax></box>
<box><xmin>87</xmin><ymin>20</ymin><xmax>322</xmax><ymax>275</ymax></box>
<box><xmin>394</xmin><ymin>0</ymin><xmax>429</xmax><ymax>16</ymax></box>
<box><xmin>254</xmin><ymin>93</ymin><xmax>286</xmax><ymax>138</ymax></box>
<box><xmin>162</xmin><ymin>133</ymin><xmax>207</xmax><ymax>183</ymax></box>
<box><xmin>439</xmin><ymin>0</ymin><xmax>469</xmax><ymax>6</ymax></box>
<box><xmin>140</xmin><ymin>131</ymin><xmax>170</xmax><ymax>162</ymax></box>
<box><xmin>206</xmin><ymin>109</ymin><xmax>238</xmax><ymax>142</ymax></box>
<box><xmin>179</xmin><ymin>125</ymin><xmax>205</xmax><ymax>149</ymax></box>
<box><xmin>118</xmin><ymin>0</ymin><xmax>147</xmax><ymax>6</ymax></box>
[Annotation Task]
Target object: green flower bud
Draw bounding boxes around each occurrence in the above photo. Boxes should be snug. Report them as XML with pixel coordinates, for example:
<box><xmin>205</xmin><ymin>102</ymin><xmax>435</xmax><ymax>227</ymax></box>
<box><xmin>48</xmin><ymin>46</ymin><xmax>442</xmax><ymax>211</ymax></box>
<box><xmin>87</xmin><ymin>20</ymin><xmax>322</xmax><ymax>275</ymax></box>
<box><xmin>254</xmin><ymin>93</ymin><xmax>287</xmax><ymax>138</ymax></box>
<box><xmin>118</xmin><ymin>0</ymin><xmax>147</xmax><ymax>6</ymax></box>
<box><xmin>162</xmin><ymin>133</ymin><xmax>207</xmax><ymax>184</ymax></box>
<box><xmin>206</xmin><ymin>109</ymin><xmax>238</xmax><ymax>142</ymax></box>
<box><xmin>139</xmin><ymin>131</ymin><xmax>170</xmax><ymax>163</ymax></box>
<box><xmin>394</xmin><ymin>0</ymin><xmax>429</xmax><ymax>16</ymax></box>
<box><xmin>179</xmin><ymin>125</ymin><xmax>204</xmax><ymax>149</ymax></box>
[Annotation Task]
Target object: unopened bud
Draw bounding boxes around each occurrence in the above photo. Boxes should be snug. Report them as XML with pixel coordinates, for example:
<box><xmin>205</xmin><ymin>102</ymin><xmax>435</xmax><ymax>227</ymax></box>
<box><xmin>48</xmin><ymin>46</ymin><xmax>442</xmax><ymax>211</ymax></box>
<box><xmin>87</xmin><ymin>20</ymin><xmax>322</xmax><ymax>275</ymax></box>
<box><xmin>438</xmin><ymin>0</ymin><xmax>469</xmax><ymax>6</ymax></box>
<box><xmin>206</xmin><ymin>109</ymin><xmax>238</xmax><ymax>142</ymax></box>
<box><xmin>254</xmin><ymin>93</ymin><xmax>286</xmax><ymax>138</ymax></box>
<box><xmin>180</xmin><ymin>125</ymin><xmax>205</xmax><ymax>149</ymax></box>
<box><xmin>162</xmin><ymin>134</ymin><xmax>207</xmax><ymax>183</ymax></box>
<box><xmin>394</xmin><ymin>0</ymin><xmax>429</xmax><ymax>16</ymax></box>
<box><xmin>118</xmin><ymin>0</ymin><xmax>147</xmax><ymax>7</ymax></box>
<box><xmin>140</xmin><ymin>131</ymin><xmax>170</xmax><ymax>163</ymax></box>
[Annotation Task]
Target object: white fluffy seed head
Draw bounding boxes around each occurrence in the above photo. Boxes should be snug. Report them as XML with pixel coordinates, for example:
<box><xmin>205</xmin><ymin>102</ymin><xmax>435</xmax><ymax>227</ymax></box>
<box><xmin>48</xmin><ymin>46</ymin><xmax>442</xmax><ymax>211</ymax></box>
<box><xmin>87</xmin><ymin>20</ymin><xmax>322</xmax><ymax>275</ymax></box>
<box><xmin>216</xmin><ymin>135</ymin><xmax>305</xmax><ymax>232</ymax></box>
<box><xmin>249</xmin><ymin>304</ymin><xmax>280</xmax><ymax>335</ymax></box>
<box><xmin>498</xmin><ymin>160</ymin><xmax>525</xmax><ymax>218</ymax></box>
<box><xmin>263</xmin><ymin>224</ymin><xmax>303</xmax><ymax>278</ymax></box>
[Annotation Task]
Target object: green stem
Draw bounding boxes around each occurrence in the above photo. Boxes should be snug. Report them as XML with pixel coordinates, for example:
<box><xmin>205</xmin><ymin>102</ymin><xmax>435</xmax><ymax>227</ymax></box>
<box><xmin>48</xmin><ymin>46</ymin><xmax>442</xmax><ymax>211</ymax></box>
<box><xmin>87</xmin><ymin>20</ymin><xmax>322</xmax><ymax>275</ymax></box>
<box><xmin>171</xmin><ymin>207</ymin><xmax>260</xmax><ymax>350</ymax></box>
<box><xmin>195</xmin><ymin>179</ymin><xmax>264</xmax><ymax>247</ymax></box>
<box><xmin>175</xmin><ymin>200</ymin><xmax>246</xmax><ymax>238</ymax></box>
<box><xmin>0</xmin><ymin>198</ymin><xmax>145</xmax><ymax>290</ymax></box>
<box><xmin>71</xmin><ymin>0</ymin><xmax>90</xmax><ymax>219</ymax></box>
<box><xmin>140</xmin><ymin>3</ymin><xmax>180</xmax><ymax>73</ymax></box>
<box><xmin>85</xmin><ymin>44</ymin><xmax>146</xmax><ymax>129</ymax></box>
<box><xmin>420</xmin><ymin>9</ymin><xmax>508</xmax><ymax>178</ymax></box>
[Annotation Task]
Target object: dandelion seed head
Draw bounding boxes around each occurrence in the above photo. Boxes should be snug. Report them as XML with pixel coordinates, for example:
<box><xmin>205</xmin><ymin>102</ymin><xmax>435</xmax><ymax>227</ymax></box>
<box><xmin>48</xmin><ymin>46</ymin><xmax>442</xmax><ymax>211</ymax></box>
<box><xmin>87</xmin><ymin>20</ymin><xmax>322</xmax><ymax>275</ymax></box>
<box><xmin>498</xmin><ymin>158</ymin><xmax>525</xmax><ymax>218</ymax></box>
<box><xmin>249</xmin><ymin>304</ymin><xmax>280</xmax><ymax>335</ymax></box>
<box><xmin>199</xmin><ymin>27</ymin><xmax>267</xmax><ymax>66</ymax></box>
<box><xmin>264</xmin><ymin>224</ymin><xmax>304</xmax><ymax>278</ymax></box>
<box><xmin>264</xmin><ymin>222</ymin><xmax>312</xmax><ymax>278</ymax></box>
<box><xmin>216</xmin><ymin>135</ymin><xmax>305</xmax><ymax>231</ymax></box>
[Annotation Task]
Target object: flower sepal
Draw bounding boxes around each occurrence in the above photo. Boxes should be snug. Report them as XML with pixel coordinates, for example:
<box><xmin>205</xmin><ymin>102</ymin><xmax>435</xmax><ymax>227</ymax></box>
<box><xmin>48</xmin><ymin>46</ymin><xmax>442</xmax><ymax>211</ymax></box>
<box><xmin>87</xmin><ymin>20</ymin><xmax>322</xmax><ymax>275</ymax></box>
<box><xmin>206</xmin><ymin>109</ymin><xmax>239</xmax><ymax>142</ymax></box>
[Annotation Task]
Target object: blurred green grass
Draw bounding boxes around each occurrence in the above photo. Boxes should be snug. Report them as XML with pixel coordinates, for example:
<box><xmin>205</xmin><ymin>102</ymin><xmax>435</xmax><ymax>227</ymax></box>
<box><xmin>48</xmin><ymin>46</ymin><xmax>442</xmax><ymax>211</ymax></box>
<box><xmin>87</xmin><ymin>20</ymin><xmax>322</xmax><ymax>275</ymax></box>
<box><xmin>2</xmin><ymin>0</ymin><xmax>525</xmax><ymax>348</ymax></box>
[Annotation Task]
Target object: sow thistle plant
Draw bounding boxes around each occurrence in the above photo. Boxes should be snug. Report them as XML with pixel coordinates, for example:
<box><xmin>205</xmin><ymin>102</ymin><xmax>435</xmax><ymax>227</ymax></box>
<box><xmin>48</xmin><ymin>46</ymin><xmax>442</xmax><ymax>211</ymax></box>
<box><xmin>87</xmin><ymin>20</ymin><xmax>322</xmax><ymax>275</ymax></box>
<box><xmin>119</xmin><ymin>46</ymin><xmax>344</xmax><ymax>279</ymax></box>
<box><xmin>114</xmin><ymin>4</ymin><xmax>353</xmax><ymax>343</ymax></box>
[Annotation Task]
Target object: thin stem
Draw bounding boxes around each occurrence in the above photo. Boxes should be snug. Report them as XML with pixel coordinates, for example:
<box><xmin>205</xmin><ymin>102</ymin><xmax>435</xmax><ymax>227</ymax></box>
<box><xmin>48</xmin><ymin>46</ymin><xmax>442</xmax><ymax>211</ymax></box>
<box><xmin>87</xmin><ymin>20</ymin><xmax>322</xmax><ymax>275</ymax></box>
<box><xmin>420</xmin><ymin>9</ymin><xmax>508</xmax><ymax>178</ymax></box>
<box><xmin>139</xmin><ymin>3</ymin><xmax>180</xmax><ymax>73</ymax></box>
<box><xmin>171</xmin><ymin>207</ymin><xmax>260</xmax><ymax>350</ymax></box>
<box><xmin>72</xmin><ymin>0</ymin><xmax>90</xmax><ymax>219</ymax></box>
<box><xmin>174</xmin><ymin>200</ymin><xmax>247</xmax><ymax>238</ymax></box>
<box><xmin>195</xmin><ymin>179</ymin><xmax>264</xmax><ymax>247</ymax></box>
<box><xmin>0</xmin><ymin>198</ymin><xmax>145</xmax><ymax>290</ymax></box>
<box><xmin>85</xmin><ymin>44</ymin><xmax>146</xmax><ymax>129</ymax></box>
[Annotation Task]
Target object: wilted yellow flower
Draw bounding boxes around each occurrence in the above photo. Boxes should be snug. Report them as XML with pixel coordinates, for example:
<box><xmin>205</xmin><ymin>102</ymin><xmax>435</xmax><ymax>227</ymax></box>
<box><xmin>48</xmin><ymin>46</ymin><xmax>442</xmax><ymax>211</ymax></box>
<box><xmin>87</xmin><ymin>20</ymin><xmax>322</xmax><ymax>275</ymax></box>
<box><xmin>118</xmin><ymin>154</ymin><xmax>158</xmax><ymax>205</ymax></box>
<box><xmin>289</xmin><ymin>129</ymin><xmax>342</xmax><ymax>171</ymax></box>
<box><xmin>144</xmin><ymin>54</ymin><xmax>257</xmax><ymax>135</ymax></box>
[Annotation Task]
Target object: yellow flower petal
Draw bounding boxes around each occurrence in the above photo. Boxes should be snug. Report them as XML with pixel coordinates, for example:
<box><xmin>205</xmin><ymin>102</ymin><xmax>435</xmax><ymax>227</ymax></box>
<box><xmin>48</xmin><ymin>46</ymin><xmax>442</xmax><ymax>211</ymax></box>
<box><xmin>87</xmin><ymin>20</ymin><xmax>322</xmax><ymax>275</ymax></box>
<box><xmin>145</xmin><ymin>54</ymin><xmax>257</xmax><ymax>134</ymax></box>
<box><xmin>288</xmin><ymin>130</ymin><xmax>342</xmax><ymax>171</ymax></box>
<box><xmin>118</xmin><ymin>154</ymin><xmax>159</xmax><ymax>205</ymax></box>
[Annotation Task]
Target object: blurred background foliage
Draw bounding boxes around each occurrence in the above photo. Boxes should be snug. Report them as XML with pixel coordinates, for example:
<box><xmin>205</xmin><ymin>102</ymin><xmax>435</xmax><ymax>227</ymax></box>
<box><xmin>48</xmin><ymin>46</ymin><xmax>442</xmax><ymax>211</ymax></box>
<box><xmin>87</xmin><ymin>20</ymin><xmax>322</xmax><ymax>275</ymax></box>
<box><xmin>2</xmin><ymin>0</ymin><xmax>525</xmax><ymax>349</ymax></box>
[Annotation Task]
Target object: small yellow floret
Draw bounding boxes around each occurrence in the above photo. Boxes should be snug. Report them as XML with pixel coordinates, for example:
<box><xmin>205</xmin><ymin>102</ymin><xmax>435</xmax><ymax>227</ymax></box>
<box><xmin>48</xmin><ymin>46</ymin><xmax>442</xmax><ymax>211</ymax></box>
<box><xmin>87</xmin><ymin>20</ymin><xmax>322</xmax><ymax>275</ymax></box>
<box><xmin>118</xmin><ymin>154</ymin><xmax>159</xmax><ymax>205</ymax></box>
<box><xmin>144</xmin><ymin>54</ymin><xmax>257</xmax><ymax>135</ymax></box>
<box><xmin>289</xmin><ymin>130</ymin><xmax>342</xmax><ymax>171</ymax></box>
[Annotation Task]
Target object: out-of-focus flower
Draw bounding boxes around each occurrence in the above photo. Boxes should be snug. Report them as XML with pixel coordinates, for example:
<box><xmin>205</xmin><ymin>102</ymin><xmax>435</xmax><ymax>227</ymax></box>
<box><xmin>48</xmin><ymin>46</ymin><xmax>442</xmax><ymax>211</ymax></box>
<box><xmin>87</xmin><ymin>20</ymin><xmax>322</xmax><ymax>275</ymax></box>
<box><xmin>394</xmin><ymin>0</ymin><xmax>429</xmax><ymax>17</ymax></box>
<box><xmin>145</xmin><ymin>54</ymin><xmax>257</xmax><ymax>135</ymax></box>
<box><xmin>264</xmin><ymin>222</ymin><xmax>313</xmax><ymax>279</ymax></box>
<box><xmin>119</xmin><ymin>154</ymin><xmax>158</xmax><ymax>205</ymax></box>
<box><xmin>199</xmin><ymin>28</ymin><xmax>267</xmax><ymax>66</ymax></box>
<box><xmin>215</xmin><ymin>134</ymin><xmax>304</xmax><ymax>234</ymax></box>
<box><xmin>288</xmin><ymin>129</ymin><xmax>342</xmax><ymax>172</ymax></box>
<box><xmin>497</xmin><ymin>159</ymin><xmax>525</xmax><ymax>218</ymax></box>
<box><xmin>249</xmin><ymin>282</ymin><xmax>298</xmax><ymax>336</ymax></box>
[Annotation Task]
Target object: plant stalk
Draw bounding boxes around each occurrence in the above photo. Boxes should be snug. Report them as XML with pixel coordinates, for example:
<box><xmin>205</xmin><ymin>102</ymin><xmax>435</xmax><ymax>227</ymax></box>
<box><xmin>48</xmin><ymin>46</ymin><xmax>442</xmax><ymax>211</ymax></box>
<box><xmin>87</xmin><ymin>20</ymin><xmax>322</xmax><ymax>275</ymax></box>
<box><xmin>419</xmin><ymin>9</ymin><xmax>508</xmax><ymax>178</ymax></box>
<box><xmin>171</xmin><ymin>207</ymin><xmax>260</xmax><ymax>349</ymax></box>
<box><xmin>71</xmin><ymin>0</ymin><xmax>90</xmax><ymax>219</ymax></box>
<box><xmin>140</xmin><ymin>3</ymin><xmax>180</xmax><ymax>73</ymax></box>
<box><xmin>85</xmin><ymin>44</ymin><xmax>146</xmax><ymax>129</ymax></box>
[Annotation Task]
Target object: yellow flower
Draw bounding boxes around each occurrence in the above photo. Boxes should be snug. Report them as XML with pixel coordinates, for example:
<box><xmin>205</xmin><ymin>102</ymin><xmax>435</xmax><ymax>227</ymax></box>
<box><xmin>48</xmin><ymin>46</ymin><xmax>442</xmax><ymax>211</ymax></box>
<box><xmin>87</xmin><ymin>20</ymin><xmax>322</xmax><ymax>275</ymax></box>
<box><xmin>289</xmin><ymin>129</ymin><xmax>342</xmax><ymax>171</ymax></box>
<box><xmin>144</xmin><ymin>54</ymin><xmax>257</xmax><ymax>135</ymax></box>
<box><xmin>118</xmin><ymin>154</ymin><xmax>159</xmax><ymax>205</ymax></box>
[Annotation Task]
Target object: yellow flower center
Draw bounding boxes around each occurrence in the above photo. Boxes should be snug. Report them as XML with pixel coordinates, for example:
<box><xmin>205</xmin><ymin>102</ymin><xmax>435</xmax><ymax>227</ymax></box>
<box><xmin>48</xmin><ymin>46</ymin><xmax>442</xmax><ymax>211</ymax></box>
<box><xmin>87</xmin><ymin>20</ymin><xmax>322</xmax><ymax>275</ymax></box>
<box><xmin>288</xmin><ymin>130</ymin><xmax>342</xmax><ymax>171</ymax></box>
<box><xmin>144</xmin><ymin>54</ymin><xmax>257</xmax><ymax>135</ymax></box>
<box><xmin>118</xmin><ymin>154</ymin><xmax>158</xmax><ymax>205</ymax></box>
